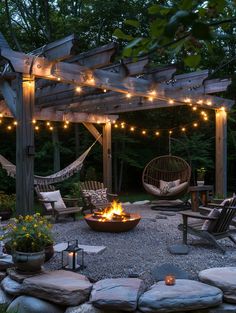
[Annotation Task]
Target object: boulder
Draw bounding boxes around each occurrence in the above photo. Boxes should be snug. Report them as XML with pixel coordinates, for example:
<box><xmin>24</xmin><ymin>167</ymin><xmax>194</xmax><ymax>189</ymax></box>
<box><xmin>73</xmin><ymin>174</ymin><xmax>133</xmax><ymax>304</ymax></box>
<box><xmin>1</xmin><ymin>276</ymin><xmax>23</xmax><ymax>296</ymax></box>
<box><xmin>22</xmin><ymin>270</ymin><xmax>92</xmax><ymax>306</ymax></box>
<box><xmin>138</xmin><ymin>279</ymin><xmax>222</xmax><ymax>313</ymax></box>
<box><xmin>6</xmin><ymin>295</ymin><xmax>64</xmax><ymax>313</ymax></box>
<box><xmin>0</xmin><ymin>287</ymin><xmax>12</xmax><ymax>308</ymax></box>
<box><xmin>199</xmin><ymin>267</ymin><xmax>236</xmax><ymax>303</ymax></box>
<box><xmin>90</xmin><ymin>278</ymin><xmax>144</xmax><ymax>311</ymax></box>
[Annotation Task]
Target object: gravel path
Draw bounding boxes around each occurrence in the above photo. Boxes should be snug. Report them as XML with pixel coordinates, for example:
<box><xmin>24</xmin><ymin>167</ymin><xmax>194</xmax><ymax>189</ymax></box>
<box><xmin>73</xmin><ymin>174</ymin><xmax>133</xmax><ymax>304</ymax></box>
<box><xmin>45</xmin><ymin>204</ymin><xmax>236</xmax><ymax>287</ymax></box>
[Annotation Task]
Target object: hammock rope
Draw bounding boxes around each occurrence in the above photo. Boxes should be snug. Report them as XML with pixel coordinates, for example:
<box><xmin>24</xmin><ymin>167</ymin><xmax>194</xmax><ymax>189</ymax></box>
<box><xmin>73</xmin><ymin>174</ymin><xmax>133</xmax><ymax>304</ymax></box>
<box><xmin>0</xmin><ymin>135</ymin><xmax>101</xmax><ymax>185</ymax></box>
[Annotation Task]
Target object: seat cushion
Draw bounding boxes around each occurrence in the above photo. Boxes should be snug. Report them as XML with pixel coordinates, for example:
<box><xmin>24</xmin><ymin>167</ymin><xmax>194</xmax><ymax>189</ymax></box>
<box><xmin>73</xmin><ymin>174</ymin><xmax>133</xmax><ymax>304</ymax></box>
<box><xmin>39</xmin><ymin>190</ymin><xmax>66</xmax><ymax>211</ymax></box>
<box><xmin>201</xmin><ymin>208</ymin><xmax>221</xmax><ymax>231</ymax></box>
<box><xmin>143</xmin><ymin>183</ymin><xmax>161</xmax><ymax>196</ymax></box>
<box><xmin>82</xmin><ymin>188</ymin><xmax>108</xmax><ymax>205</ymax></box>
<box><xmin>168</xmin><ymin>181</ymin><xmax>188</xmax><ymax>197</ymax></box>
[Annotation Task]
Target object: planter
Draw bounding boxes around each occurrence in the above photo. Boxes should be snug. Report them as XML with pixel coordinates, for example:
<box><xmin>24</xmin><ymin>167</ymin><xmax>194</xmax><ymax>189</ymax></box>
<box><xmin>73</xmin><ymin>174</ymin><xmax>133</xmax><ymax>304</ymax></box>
<box><xmin>12</xmin><ymin>250</ymin><xmax>45</xmax><ymax>273</ymax></box>
<box><xmin>197</xmin><ymin>180</ymin><xmax>205</xmax><ymax>186</ymax></box>
<box><xmin>45</xmin><ymin>244</ymin><xmax>54</xmax><ymax>262</ymax></box>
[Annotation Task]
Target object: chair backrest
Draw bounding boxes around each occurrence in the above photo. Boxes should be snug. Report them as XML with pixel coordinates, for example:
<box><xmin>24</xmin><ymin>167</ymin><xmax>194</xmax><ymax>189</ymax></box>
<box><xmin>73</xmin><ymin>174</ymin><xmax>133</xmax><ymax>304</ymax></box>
<box><xmin>80</xmin><ymin>181</ymin><xmax>104</xmax><ymax>191</ymax></box>
<box><xmin>35</xmin><ymin>184</ymin><xmax>56</xmax><ymax>198</ymax></box>
<box><xmin>212</xmin><ymin>196</ymin><xmax>236</xmax><ymax>233</ymax></box>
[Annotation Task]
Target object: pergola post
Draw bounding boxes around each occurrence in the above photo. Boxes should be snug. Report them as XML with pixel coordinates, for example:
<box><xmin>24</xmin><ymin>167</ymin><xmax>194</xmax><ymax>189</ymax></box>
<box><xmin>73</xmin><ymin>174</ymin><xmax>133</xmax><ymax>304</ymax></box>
<box><xmin>215</xmin><ymin>108</ymin><xmax>227</xmax><ymax>197</ymax></box>
<box><xmin>103</xmin><ymin>122</ymin><xmax>112</xmax><ymax>192</ymax></box>
<box><xmin>16</xmin><ymin>74</ymin><xmax>35</xmax><ymax>215</ymax></box>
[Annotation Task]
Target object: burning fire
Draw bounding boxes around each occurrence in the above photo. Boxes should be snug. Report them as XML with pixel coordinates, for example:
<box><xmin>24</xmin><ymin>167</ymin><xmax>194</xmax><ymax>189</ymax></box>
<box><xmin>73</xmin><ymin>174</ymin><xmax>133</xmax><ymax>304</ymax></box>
<box><xmin>93</xmin><ymin>200</ymin><xmax>131</xmax><ymax>222</ymax></box>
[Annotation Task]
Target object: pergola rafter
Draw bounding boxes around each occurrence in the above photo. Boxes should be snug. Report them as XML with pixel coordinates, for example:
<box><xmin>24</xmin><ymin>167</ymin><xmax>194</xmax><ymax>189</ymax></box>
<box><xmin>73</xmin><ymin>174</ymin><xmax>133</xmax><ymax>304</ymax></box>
<box><xmin>0</xmin><ymin>33</ymin><xmax>234</xmax><ymax>214</ymax></box>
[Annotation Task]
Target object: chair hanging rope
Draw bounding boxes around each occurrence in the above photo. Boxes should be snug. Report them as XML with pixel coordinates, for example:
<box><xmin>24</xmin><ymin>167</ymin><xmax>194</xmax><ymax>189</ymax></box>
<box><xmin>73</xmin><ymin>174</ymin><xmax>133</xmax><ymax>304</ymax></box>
<box><xmin>0</xmin><ymin>135</ymin><xmax>101</xmax><ymax>185</ymax></box>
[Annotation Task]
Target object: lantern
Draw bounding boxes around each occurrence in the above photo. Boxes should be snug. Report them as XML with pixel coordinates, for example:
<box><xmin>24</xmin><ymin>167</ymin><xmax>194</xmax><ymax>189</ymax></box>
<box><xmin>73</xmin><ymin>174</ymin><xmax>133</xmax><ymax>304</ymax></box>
<box><xmin>61</xmin><ymin>240</ymin><xmax>85</xmax><ymax>271</ymax></box>
<box><xmin>165</xmin><ymin>274</ymin><xmax>176</xmax><ymax>286</ymax></box>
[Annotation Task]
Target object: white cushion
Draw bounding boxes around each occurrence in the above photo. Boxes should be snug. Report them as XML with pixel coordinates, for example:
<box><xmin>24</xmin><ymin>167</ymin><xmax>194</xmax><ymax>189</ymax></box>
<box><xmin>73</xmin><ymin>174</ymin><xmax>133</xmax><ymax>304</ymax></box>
<box><xmin>159</xmin><ymin>179</ymin><xmax>181</xmax><ymax>195</ymax></box>
<box><xmin>201</xmin><ymin>208</ymin><xmax>221</xmax><ymax>231</ymax></box>
<box><xmin>143</xmin><ymin>183</ymin><xmax>161</xmax><ymax>196</ymax></box>
<box><xmin>82</xmin><ymin>188</ymin><xmax>108</xmax><ymax>205</ymax></box>
<box><xmin>168</xmin><ymin>181</ymin><xmax>188</xmax><ymax>196</ymax></box>
<box><xmin>40</xmin><ymin>190</ymin><xmax>66</xmax><ymax>211</ymax></box>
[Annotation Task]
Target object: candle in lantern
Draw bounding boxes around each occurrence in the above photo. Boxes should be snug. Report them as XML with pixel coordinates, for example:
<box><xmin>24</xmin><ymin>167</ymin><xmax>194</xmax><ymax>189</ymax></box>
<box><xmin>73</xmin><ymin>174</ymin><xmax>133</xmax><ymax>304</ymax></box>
<box><xmin>165</xmin><ymin>274</ymin><xmax>176</xmax><ymax>286</ymax></box>
<box><xmin>68</xmin><ymin>252</ymin><xmax>74</xmax><ymax>269</ymax></box>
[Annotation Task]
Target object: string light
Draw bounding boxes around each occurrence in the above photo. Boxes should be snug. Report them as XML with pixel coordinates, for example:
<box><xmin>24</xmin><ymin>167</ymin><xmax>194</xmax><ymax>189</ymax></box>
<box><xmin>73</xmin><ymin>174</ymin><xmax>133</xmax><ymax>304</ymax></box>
<box><xmin>130</xmin><ymin>127</ymin><xmax>135</xmax><ymax>132</ymax></box>
<box><xmin>184</xmin><ymin>98</ymin><xmax>191</xmax><ymax>103</ymax></box>
<box><xmin>114</xmin><ymin>124</ymin><xmax>118</xmax><ymax>128</ymax></box>
<box><xmin>168</xmin><ymin>99</ymin><xmax>174</xmax><ymax>104</ymax></box>
<box><xmin>149</xmin><ymin>90</ymin><xmax>157</xmax><ymax>96</ymax></box>
<box><xmin>142</xmin><ymin>130</ymin><xmax>146</xmax><ymax>135</ymax></box>
<box><xmin>57</xmin><ymin>77</ymin><xmax>61</xmax><ymax>81</ymax></box>
<box><xmin>103</xmin><ymin>89</ymin><xmax>107</xmax><ymax>93</ymax></box>
<box><xmin>49</xmin><ymin>126</ymin><xmax>53</xmax><ymax>131</ymax></box>
<box><xmin>197</xmin><ymin>100</ymin><xmax>203</xmax><ymax>105</ymax></box>
<box><xmin>35</xmin><ymin>126</ymin><xmax>39</xmax><ymax>131</ymax></box>
<box><xmin>206</xmin><ymin>100</ymin><xmax>212</xmax><ymax>106</ymax></box>
<box><xmin>0</xmin><ymin>113</ymin><xmax>3</xmax><ymax>118</ymax></box>
<box><xmin>181</xmin><ymin>127</ymin><xmax>186</xmax><ymax>132</ymax></box>
<box><xmin>148</xmin><ymin>96</ymin><xmax>153</xmax><ymax>102</ymax></box>
<box><xmin>76</xmin><ymin>86</ymin><xmax>82</xmax><ymax>93</ymax></box>
<box><xmin>192</xmin><ymin>106</ymin><xmax>197</xmax><ymax>111</ymax></box>
<box><xmin>7</xmin><ymin>125</ymin><xmax>12</xmax><ymax>130</ymax></box>
<box><xmin>32</xmin><ymin>119</ymin><xmax>36</xmax><ymax>124</ymax></box>
<box><xmin>0</xmin><ymin>120</ymin><xmax>2</xmax><ymax>124</ymax></box>
<box><xmin>169</xmin><ymin>130</ymin><xmax>173</xmax><ymax>134</ymax></box>
<box><xmin>63</xmin><ymin>124</ymin><xmax>68</xmax><ymax>129</ymax></box>
<box><xmin>13</xmin><ymin>121</ymin><xmax>17</xmax><ymax>125</ymax></box>
<box><xmin>193</xmin><ymin>123</ymin><xmax>198</xmax><ymax>127</ymax></box>
<box><xmin>204</xmin><ymin>116</ymin><xmax>208</xmax><ymax>121</ymax></box>
<box><xmin>46</xmin><ymin>122</ymin><xmax>50</xmax><ymax>126</ymax></box>
<box><xmin>126</xmin><ymin>93</ymin><xmax>131</xmax><ymax>98</ymax></box>
<box><xmin>155</xmin><ymin>131</ymin><xmax>160</xmax><ymax>136</ymax></box>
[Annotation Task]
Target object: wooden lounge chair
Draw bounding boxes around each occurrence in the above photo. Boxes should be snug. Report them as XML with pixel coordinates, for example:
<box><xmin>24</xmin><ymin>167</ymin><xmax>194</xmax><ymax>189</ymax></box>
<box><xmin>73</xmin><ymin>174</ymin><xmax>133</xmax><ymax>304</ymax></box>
<box><xmin>35</xmin><ymin>184</ymin><xmax>82</xmax><ymax>221</ymax></box>
<box><xmin>178</xmin><ymin>197</ymin><xmax>236</xmax><ymax>253</ymax></box>
<box><xmin>80</xmin><ymin>181</ymin><xmax>118</xmax><ymax>213</ymax></box>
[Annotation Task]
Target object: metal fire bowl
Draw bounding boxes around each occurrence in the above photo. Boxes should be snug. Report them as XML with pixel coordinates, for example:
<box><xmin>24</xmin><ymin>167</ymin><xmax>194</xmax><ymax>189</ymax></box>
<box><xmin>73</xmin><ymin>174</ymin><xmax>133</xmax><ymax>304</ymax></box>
<box><xmin>84</xmin><ymin>213</ymin><xmax>141</xmax><ymax>232</ymax></box>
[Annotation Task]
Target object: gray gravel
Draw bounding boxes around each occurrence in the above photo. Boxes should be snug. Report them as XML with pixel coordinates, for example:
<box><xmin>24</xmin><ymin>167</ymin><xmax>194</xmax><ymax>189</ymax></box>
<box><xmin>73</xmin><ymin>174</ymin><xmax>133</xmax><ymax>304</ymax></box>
<box><xmin>45</xmin><ymin>204</ymin><xmax>236</xmax><ymax>287</ymax></box>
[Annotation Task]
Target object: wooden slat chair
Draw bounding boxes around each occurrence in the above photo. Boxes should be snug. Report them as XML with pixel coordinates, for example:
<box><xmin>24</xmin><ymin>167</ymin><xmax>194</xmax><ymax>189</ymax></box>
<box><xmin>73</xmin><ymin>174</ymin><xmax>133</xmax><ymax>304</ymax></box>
<box><xmin>178</xmin><ymin>197</ymin><xmax>236</xmax><ymax>253</ymax></box>
<box><xmin>35</xmin><ymin>184</ymin><xmax>82</xmax><ymax>221</ymax></box>
<box><xmin>80</xmin><ymin>181</ymin><xmax>118</xmax><ymax>213</ymax></box>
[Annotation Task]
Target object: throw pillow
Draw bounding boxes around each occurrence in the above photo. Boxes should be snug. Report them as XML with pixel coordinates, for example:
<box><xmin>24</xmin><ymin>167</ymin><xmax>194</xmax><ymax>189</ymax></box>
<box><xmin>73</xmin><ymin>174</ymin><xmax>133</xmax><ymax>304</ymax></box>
<box><xmin>82</xmin><ymin>188</ymin><xmax>108</xmax><ymax>205</ymax></box>
<box><xmin>201</xmin><ymin>208</ymin><xmax>221</xmax><ymax>231</ymax></box>
<box><xmin>159</xmin><ymin>179</ymin><xmax>180</xmax><ymax>195</ymax></box>
<box><xmin>143</xmin><ymin>183</ymin><xmax>161</xmax><ymax>196</ymax></box>
<box><xmin>39</xmin><ymin>190</ymin><xmax>67</xmax><ymax>211</ymax></box>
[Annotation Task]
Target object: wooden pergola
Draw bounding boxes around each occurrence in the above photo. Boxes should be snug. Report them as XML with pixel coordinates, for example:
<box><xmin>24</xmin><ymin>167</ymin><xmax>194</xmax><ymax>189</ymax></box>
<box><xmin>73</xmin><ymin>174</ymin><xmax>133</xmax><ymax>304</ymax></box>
<box><xmin>0</xmin><ymin>33</ymin><xmax>234</xmax><ymax>215</ymax></box>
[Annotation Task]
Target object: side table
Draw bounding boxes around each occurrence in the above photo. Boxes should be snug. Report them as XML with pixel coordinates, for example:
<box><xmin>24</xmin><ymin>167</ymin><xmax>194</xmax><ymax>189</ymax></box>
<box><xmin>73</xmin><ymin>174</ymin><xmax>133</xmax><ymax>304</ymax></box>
<box><xmin>188</xmin><ymin>185</ymin><xmax>213</xmax><ymax>212</ymax></box>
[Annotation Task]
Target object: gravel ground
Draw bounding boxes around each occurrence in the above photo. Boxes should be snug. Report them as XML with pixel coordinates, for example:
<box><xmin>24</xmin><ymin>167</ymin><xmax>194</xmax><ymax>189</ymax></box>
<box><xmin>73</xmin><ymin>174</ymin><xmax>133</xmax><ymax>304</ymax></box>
<box><xmin>45</xmin><ymin>204</ymin><xmax>236</xmax><ymax>287</ymax></box>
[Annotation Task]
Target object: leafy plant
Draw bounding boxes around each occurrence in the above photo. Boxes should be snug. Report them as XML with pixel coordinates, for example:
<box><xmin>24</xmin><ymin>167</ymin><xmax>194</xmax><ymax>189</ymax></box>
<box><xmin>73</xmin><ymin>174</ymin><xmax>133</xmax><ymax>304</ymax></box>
<box><xmin>0</xmin><ymin>192</ymin><xmax>16</xmax><ymax>212</ymax></box>
<box><xmin>4</xmin><ymin>213</ymin><xmax>53</xmax><ymax>253</ymax></box>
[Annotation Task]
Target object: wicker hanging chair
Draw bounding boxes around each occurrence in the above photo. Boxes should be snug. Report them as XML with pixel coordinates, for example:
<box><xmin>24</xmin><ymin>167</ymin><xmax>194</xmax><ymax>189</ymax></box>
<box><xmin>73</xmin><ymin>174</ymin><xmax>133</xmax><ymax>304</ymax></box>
<box><xmin>142</xmin><ymin>155</ymin><xmax>191</xmax><ymax>200</ymax></box>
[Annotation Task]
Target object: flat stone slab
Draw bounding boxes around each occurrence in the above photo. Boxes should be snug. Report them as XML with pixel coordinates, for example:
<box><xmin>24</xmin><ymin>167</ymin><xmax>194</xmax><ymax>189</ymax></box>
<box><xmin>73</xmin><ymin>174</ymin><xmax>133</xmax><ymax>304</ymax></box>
<box><xmin>7</xmin><ymin>268</ymin><xmax>46</xmax><ymax>283</ymax></box>
<box><xmin>168</xmin><ymin>244</ymin><xmax>189</xmax><ymax>255</ymax></box>
<box><xmin>152</xmin><ymin>263</ymin><xmax>189</xmax><ymax>282</ymax></box>
<box><xmin>138</xmin><ymin>279</ymin><xmax>222</xmax><ymax>313</ymax></box>
<box><xmin>54</xmin><ymin>243</ymin><xmax>106</xmax><ymax>254</ymax></box>
<box><xmin>0</xmin><ymin>287</ymin><xmax>12</xmax><ymax>307</ymax></box>
<box><xmin>22</xmin><ymin>270</ymin><xmax>92</xmax><ymax>306</ymax></box>
<box><xmin>1</xmin><ymin>276</ymin><xmax>23</xmax><ymax>296</ymax></box>
<box><xmin>90</xmin><ymin>278</ymin><xmax>144</xmax><ymax>311</ymax></box>
<box><xmin>199</xmin><ymin>267</ymin><xmax>236</xmax><ymax>303</ymax></box>
<box><xmin>0</xmin><ymin>255</ymin><xmax>14</xmax><ymax>271</ymax></box>
<box><xmin>187</xmin><ymin>302</ymin><xmax>236</xmax><ymax>312</ymax></box>
<box><xmin>65</xmin><ymin>303</ymin><xmax>126</xmax><ymax>313</ymax></box>
<box><xmin>133</xmin><ymin>200</ymin><xmax>150</xmax><ymax>205</ymax></box>
<box><xmin>6</xmin><ymin>295</ymin><xmax>64</xmax><ymax>313</ymax></box>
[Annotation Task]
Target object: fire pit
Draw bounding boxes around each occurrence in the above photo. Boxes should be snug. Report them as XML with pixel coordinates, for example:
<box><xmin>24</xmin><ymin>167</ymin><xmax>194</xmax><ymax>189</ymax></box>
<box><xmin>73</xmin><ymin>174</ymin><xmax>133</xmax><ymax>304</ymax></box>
<box><xmin>84</xmin><ymin>201</ymin><xmax>141</xmax><ymax>232</ymax></box>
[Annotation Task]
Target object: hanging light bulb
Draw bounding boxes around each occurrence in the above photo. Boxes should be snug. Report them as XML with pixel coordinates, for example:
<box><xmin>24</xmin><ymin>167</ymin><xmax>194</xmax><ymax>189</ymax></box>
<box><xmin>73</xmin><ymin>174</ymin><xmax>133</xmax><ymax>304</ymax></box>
<box><xmin>204</xmin><ymin>116</ymin><xmax>208</xmax><ymax>121</ymax></box>
<box><xmin>206</xmin><ymin>100</ymin><xmax>212</xmax><ymax>106</ymax></box>
<box><xmin>103</xmin><ymin>89</ymin><xmax>107</xmax><ymax>93</ymax></box>
<box><xmin>197</xmin><ymin>100</ymin><xmax>203</xmax><ymax>105</ymax></box>
<box><xmin>35</xmin><ymin>126</ymin><xmax>39</xmax><ymax>131</ymax></box>
<box><xmin>13</xmin><ymin>121</ymin><xmax>18</xmax><ymax>126</ymax></box>
<box><xmin>0</xmin><ymin>120</ymin><xmax>2</xmax><ymax>124</ymax></box>
<box><xmin>0</xmin><ymin>113</ymin><xmax>3</xmax><ymax>118</ymax></box>
<box><xmin>149</xmin><ymin>90</ymin><xmax>157</xmax><ymax>96</ymax></box>
<box><xmin>63</xmin><ymin>124</ymin><xmax>68</xmax><ymax>129</ymax></box>
<box><xmin>7</xmin><ymin>125</ymin><xmax>12</xmax><ymax>130</ymax></box>
<box><xmin>32</xmin><ymin>119</ymin><xmax>36</xmax><ymax>124</ymax></box>
<box><xmin>130</xmin><ymin>127</ymin><xmax>135</xmax><ymax>132</ymax></box>
<box><xmin>155</xmin><ymin>131</ymin><xmax>160</xmax><ymax>136</ymax></box>
<box><xmin>181</xmin><ymin>127</ymin><xmax>186</xmax><ymax>132</ymax></box>
<box><xmin>184</xmin><ymin>98</ymin><xmax>191</xmax><ymax>103</ymax></box>
<box><xmin>193</xmin><ymin>122</ymin><xmax>198</xmax><ymax>127</ymax></box>
<box><xmin>192</xmin><ymin>106</ymin><xmax>197</xmax><ymax>111</ymax></box>
<box><xmin>169</xmin><ymin>130</ymin><xmax>173</xmax><ymax>134</ymax></box>
<box><xmin>126</xmin><ymin>93</ymin><xmax>131</xmax><ymax>98</ymax></box>
<box><xmin>168</xmin><ymin>99</ymin><xmax>174</xmax><ymax>104</ymax></box>
<box><xmin>114</xmin><ymin>124</ymin><xmax>118</xmax><ymax>128</ymax></box>
<box><xmin>46</xmin><ymin>121</ymin><xmax>50</xmax><ymax>126</ymax></box>
<box><xmin>76</xmin><ymin>86</ymin><xmax>82</xmax><ymax>93</ymax></box>
<box><xmin>57</xmin><ymin>77</ymin><xmax>61</xmax><ymax>81</ymax></box>
<box><xmin>142</xmin><ymin>130</ymin><xmax>146</xmax><ymax>135</ymax></box>
<box><xmin>49</xmin><ymin>126</ymin><xmax>54</xmax><ymax>131</ymax></box>
<box><xmin>65</xmin><ymin>120</ymin><xmax>69</xmax><ymax>125</ymax></box>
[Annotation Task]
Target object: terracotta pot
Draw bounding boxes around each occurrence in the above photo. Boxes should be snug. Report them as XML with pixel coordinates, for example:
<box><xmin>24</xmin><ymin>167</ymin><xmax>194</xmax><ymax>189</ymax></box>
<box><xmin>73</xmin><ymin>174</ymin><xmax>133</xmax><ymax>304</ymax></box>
<box><xmin>12</xmin><ymin>250</ymin><xmax>45</xmax><ymax>273</ymax></box>
<box><xmin>44</xmin><ymin>244</ymin><xmax>54</xmax><ymax>262</ymax></box>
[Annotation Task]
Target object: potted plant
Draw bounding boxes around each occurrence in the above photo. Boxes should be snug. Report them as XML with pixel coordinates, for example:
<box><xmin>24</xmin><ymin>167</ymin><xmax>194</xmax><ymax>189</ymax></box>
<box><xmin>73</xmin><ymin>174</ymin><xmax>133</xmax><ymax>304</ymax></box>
<box><xmin>196</xmin><ymin>167</ymin><xmax>206</xmax><ymax>186</ymax></box>
<box><xmin>0</xmin><ymin>192</ymin><xmax>15</xmax><ymax>220</ymax></box>
<box><xmin>4</xmin><ymin>213</ymin><xmax>53</xmax><ymax>273</ymax></box>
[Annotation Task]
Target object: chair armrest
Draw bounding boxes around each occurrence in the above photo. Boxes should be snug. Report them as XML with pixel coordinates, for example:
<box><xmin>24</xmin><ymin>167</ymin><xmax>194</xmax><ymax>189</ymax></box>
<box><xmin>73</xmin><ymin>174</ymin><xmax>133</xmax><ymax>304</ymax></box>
<box><xmin>107</xmin><ymin>193</ymin><xmax>118</xmax><ymax>201</ymax></box>
<box><xmin>179</xmin><ymin>210</ymin><xmax>218</xmax><ymax>220</ymax></box>
<box><xmin>62</xmin><ymin>198</ymin><xmax>79</xmax><ymax>206</ymax></box>
<box><xmin>62</xmin><ymin>197</ymin><xmax>79</xmax><ymax>201</ymax></box>
<box><xmin>39</xmin><ymin>199</ymin><xmax>57</xmax><ymax>204</ymax></box>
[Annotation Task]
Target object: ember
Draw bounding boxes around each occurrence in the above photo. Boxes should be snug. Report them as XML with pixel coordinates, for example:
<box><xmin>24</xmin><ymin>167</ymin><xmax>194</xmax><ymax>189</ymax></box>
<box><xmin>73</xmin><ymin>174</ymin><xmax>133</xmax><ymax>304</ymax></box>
<box><xmin>84</xmin><ymin>201</ymin><xmax>141</xmax><ymax>232</ymax></box>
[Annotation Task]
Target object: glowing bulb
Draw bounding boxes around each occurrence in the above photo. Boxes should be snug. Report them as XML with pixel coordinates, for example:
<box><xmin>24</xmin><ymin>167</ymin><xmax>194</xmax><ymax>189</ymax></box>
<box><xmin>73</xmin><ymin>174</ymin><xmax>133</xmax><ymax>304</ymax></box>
<box><xmin>7</xmin><ymin>125</ymin><xmax>12</xmax><ymax>130</ymax></box>
<box><xmin>220</xmin><ymin>106</ymin><xmax>225</xmax><ymax>111</ymax></box>
<box><xmin>64</xmin><ymin>124</ymin><xmax>68</xmax><ymax>129</ymax></box>
<box><xmin>121</xmin><ymin>124</ymin><xmax>125</xmax><ymax>129</ymax></box>
<box><xmin>126</xmin><ymin>93</ymin><xmax>131</xmax><ymax>98</ymax></box>
<box><xmin>76</xmin><ymin>86</ymin><xmax>82</xmax><ymax>92</ymax></box>
<box><xmin>149</xmin><ymin>90</ymin><xmax>157</xmax><ymax>96</ymax></box>
<box><xmin>46</xmin><ymin>122</ymin><xmax>50</xmax><ymax>126</ymax></box>
<box><xmin>97</xmin><ymin>121</ymin><xmax>101</xmax><ymax>124</ymax></box>
<box><xmin>204</xmin><ymin>116</ymin><xmax>208</xmax><ymax>121</ymax></box>
<box><xmin>57</xmin><ymin>77</ymin><xmax>61</xmax><ymax>81</ymax></box>
<box><xmin>35</xmin><ymin>126</ymin><xmax>39</xmax><ymax>131</ymax></box>
<box><xmin>184</xmin><ymin>98</ymin><xmax>191</xmax><ymax>103</ymax></box>
<box><xmin>181</xmin><ymin>127</ymin><xmax>186</xmax><ymax>132</ymax></box>
<box><xmin>192</xmin><ymin>106</ymin><xmax>197</xmax><ymax>111</ymax></box>
<box><xmin>65</xmin><ymin>120</ymin><xmax>69</xmax><ymax>124</ymax></box>
<box><xmin>114</xmin><ymin>124</ymin><xmax>118</xmax><ymax>128</ymax></box>
<box><xmin>32</xmin><ymin>119</ymin><xmax>36</xmax><ymax>124</ymax></box>
<box><xmin>206</xmin><ymin>100</ymin><xmax>212</xmax><ymax>106</ymax></box>
<box><xmin>148</xmin><ymin>96</ymin><xmax>153</xmax><ymax>102</ymax></box>
<box><xmin>13</xmin><ymin>121</ymin><xmax>17</xmax><ymax>125</ymax></box>
<box><xmin>0</xmin><ymin>120</ymin><xmax>2</xmax><ymax>124</ymax></box>
<box><xmin>169</xmin><ymin>130</ymin><xmax>173</xmax><ymax>134</ymax></box>
<box><xmin>103</xmin><ymin>89</ymin><xmax>107</xmax><ymax>93</ymax></box>
<box><xmin>193</xmin><ymin>123</ymin><xmax>198</xmax><ymax>127</ymax></box>
<box><xmin>197</xmin><ymin>100</ymin><xmax>203</xmax><ymax>105</ymax></box>
<box><xmin>130</xmin><ymin>127</ymin><xmax>135</xmax><ymax>132</ymax></box>
<box><xmin>201</xmin><ymin>111</ymin><xmax>206</xmax><ymax>115</ymax></box>
<box><xmin>155</xmin><ymin>131</ymin><xmax>160</xmax><ymax>136</ymax></box>
<box><xmin>168</xmin><ymin>99</ymin><xmax>174</xmax><ymax>104</ymax></box>
<box><xmin>142</xmin><ymin>130</ymin><xmax>146</xmax><ymax>135</ymax></box>
<box><xmin>49</xmin><ymin>126</ymin><xmax>53</xmax><ymax>131</ymax></box>
<box><xmin>0</xmin><ymin>113</ymin><xmax>3</xmax><ymax>118</ymax></box>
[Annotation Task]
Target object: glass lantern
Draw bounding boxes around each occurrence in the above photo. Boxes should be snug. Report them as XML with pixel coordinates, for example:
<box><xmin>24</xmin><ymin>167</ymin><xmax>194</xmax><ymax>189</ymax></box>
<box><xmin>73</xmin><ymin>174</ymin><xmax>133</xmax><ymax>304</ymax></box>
<box><xmin>61</xmin><ymin>240</ymin><xmax>85</xmax><ymax>271</ymax></box>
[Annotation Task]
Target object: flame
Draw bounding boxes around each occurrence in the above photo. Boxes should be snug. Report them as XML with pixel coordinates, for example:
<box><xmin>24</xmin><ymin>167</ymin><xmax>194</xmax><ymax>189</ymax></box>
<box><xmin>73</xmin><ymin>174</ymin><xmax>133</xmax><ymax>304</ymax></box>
<box><xmin>95</xmin><ymin>200</ymin><xmax>129</xmax><ymax>221</ymax></box>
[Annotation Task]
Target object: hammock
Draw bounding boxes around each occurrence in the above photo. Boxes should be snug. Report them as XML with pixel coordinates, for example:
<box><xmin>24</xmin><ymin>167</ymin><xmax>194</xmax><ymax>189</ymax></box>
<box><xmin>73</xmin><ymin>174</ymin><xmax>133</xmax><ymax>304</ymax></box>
<box><xmin>0</xmin><ymin>137</ymin><xmax>100</xmax><ymax>186</ymax></box>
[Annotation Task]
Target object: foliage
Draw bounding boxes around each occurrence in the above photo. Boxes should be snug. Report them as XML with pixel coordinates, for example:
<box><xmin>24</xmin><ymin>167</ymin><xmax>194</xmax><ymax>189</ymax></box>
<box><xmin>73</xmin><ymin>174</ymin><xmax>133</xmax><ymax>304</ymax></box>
<box><xmin>0</xmin><ymin>192</ymin><xmax>15</xmax><ymax>212</ymax></box>
<box><xmin>4</xmin><ymin>213</ymin><xmax>53</xmax><ymax>253</ymax></box>
<box><xmin>197</xmin><ymin>167</ymin><xmax>206</xmax><ymax>180</ymax></box>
